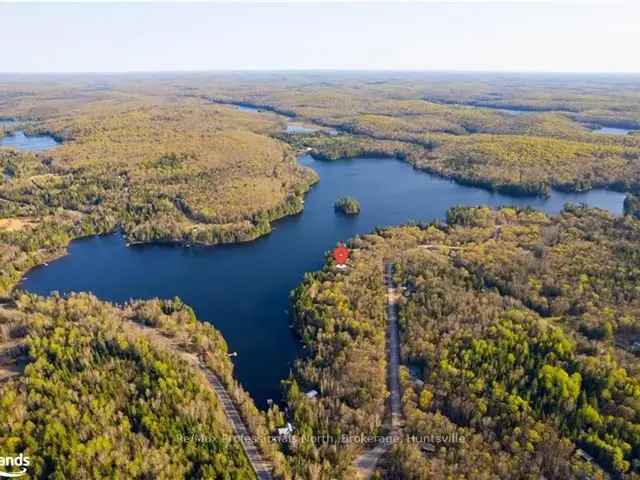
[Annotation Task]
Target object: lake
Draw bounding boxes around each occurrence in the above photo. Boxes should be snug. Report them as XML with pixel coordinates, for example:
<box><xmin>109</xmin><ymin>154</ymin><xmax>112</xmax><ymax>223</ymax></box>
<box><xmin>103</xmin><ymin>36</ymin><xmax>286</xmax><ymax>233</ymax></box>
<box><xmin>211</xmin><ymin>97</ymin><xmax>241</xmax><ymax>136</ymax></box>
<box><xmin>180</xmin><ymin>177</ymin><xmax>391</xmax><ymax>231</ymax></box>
<box><xmin>20</xmin><ymin>155</ymin><xmax>626</xmax><ymax>406</ymax></box>
<box><xmin>429</xmin><ymin>100</ymin><xmax>561</xmax><ymax>116</ymax></box>
<box><xmin>490</xmin><ymin>107</ymin><xmax>537</xmax><ymax>116</ymax></box>
<box><xmin>234</xmin><ymin>104</ymin><xmax>267</xmax><ymax>114</ymax></box>
<box><xmin>1</xmin><ymin>130</ymin><xmax>59</xmax><ymax>151</ymax></box>
<box><xmin>286</xmin><ymin>123</ymin><xmax>318</xmax><ymax>134</ymax></box>
<box><xmin>231</xmin><ymin>103</ymin><xmax>339</xmax><ymax>135</ymax></box>
<box><xmin>592</xmin><ymin>126</ymin><xmax>634</xmax><ymax>135</ymax></box>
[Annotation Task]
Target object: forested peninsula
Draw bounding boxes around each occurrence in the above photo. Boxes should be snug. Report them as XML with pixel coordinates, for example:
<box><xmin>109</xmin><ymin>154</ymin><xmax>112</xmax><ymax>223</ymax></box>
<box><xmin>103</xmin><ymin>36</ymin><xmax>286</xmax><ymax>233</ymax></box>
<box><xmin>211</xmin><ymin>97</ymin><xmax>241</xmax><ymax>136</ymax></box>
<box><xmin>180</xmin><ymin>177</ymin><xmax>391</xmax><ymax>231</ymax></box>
<box><xmin>288</xmin><ymin>204</ymin><xmax>640</xmax><ymax>479</ymax></box>
<box><xmin>0</xmin><ymin>85</ymin><xmax>317</xmax><ymax>297</ymax></box>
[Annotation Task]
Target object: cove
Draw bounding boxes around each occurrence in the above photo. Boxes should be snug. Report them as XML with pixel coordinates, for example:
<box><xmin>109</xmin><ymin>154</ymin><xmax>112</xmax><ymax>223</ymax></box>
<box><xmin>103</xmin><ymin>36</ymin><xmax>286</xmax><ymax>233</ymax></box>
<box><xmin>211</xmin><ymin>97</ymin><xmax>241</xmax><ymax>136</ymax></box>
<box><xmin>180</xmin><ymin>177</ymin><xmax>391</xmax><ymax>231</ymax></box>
<box><xmin>0</xmin><ymin>130</ymin><xmax>59</xmax><ymax>151</ymax></box>
<box><xmin>19</xmin><ymin>155</ymin><xmax>626</xmax><ymax>407</ymax></box>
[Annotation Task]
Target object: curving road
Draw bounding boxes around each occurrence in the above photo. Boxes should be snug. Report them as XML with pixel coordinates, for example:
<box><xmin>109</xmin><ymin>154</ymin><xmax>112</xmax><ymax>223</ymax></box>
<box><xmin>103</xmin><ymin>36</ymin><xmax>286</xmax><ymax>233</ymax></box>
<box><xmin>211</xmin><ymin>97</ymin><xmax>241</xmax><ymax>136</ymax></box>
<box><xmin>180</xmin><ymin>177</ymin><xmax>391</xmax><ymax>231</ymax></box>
<box><xmin>127</xmin><ymin>322</ymin><xmax>273</xmax><ymax>480</ymax></box>
<box><xmin>201</xmin><ymin>364</ymin><xmax>273</xmax><ymax>480</ymax></box>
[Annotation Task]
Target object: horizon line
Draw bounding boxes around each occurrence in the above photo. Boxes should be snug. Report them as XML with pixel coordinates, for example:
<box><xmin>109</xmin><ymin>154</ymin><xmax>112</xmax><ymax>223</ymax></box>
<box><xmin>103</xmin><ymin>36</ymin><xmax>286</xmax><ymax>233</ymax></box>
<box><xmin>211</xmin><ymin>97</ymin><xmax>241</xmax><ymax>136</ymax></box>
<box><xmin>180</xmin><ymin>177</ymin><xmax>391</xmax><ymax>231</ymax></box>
<box><xmin>1</xmin><ymin>68</ymin><xmax>640</xmax><ymax>76</ymax></box>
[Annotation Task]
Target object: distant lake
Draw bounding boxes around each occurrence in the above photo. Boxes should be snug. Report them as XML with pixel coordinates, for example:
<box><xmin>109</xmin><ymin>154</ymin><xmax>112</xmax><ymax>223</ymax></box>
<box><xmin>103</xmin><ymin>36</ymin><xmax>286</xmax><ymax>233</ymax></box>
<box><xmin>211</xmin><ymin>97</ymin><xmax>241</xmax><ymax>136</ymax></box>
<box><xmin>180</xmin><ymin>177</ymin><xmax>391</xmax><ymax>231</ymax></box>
<box><xmin>478</xmin><ymin>106</ymin><xmax>577</xmax><ymax>116</ymax></box>
<box><xmin>231</xmin><ymin>103</ymin><xmax>339</xmax><ymax>135</ymax></box>
<box><xmin>20</xmin><ymin>155</ymin><xmax>626</xmax><ymax>407</ymax></box>
<box><xmin>427</xmin><ymin>99</ymin><xmax>565</xmax><ymax>116</ymax></box>
<box><xmin>286</xmin><ymin>123</ymin><xmax>318</xmax><ymax>134</ymax></box>
<box><xmin>592</xmin><ymin>126</ymin><xmax>634</xmax><ymax>135</ymax></box>
<box><xmin>1</xmin><ymin>130</ymin><xmax>59</xmax><ymax>151</ymax></box>
<box><xmin>234</xmin><ymin>104</ymin><xmax>266</xmax><ymax>114</ymax></box>
<box><xmin>490</xmin><ymin>107</ymin><xmax>537</xmax><ymax>116</ymax></box>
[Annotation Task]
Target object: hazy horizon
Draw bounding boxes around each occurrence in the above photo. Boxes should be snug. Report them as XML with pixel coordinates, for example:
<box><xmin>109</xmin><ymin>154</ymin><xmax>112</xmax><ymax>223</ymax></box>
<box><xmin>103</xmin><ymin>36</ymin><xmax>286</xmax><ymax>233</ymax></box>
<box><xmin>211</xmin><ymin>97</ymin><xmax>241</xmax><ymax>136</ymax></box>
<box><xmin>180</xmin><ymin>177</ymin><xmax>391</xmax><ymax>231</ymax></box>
<box><xmin>2</xmin><ymin>69</ymin><xmax>640</xmax><ymax>76</ymax></box>
<box><xmin>1</xmin><ymin>2</ymin><xmax>640</xmax><ymax>74</ymax></box>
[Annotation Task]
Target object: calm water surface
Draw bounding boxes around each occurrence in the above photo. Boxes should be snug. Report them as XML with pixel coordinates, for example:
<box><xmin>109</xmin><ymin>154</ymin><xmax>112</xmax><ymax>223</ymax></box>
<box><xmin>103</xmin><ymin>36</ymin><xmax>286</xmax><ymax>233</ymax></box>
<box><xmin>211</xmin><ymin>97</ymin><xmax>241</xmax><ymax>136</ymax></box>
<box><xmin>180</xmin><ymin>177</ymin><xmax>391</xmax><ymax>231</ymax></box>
<box><xmin>1</xmin><ymin>130</ymin><xmax>59</xmax><ymax>151</ymax></box>
<box><xmin>491</xmin><ymin>107</ymin><xmax>537</xmax><ymax>116</ymax></box>
<box><xmin>286</xmin><ymin>123</ymin><xmax>318</xmax><ymax>134</ymax></box>
<box><xmin>441</xmin><ymin>102</ymin><xmax>561</xmax><ymax>116</ymax></box>
<box><xmin>483</xmin><ymin>106</ymin><xmax>577</xmax><ymax>116</ymax></box>
<box><xmin>20</xmin><ymin>155</ymin><xmax>626</xmax><ymax>406</ymax></box>
<box><xmin>593</xmin><ymin>126</ymin><xmax>634</xmax><ymax>135</ymax></box>
<box><xmin>234</xmin><ymin>104</ymin><xmax>267</xmax><ymax>114</ymax></box>
<box><xmin>232</xmin><ymin>103</ymin><xmax>339</xmax><ymax>135</ymax></box>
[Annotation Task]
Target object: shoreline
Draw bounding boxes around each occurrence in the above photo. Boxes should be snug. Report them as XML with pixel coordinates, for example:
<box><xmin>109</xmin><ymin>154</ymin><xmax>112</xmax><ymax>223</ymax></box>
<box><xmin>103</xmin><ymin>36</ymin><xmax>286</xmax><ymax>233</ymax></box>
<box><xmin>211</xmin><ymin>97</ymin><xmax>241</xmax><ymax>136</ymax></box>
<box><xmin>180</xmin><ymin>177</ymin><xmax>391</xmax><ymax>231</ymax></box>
<box><xmin>307</xmin><ymin>147</ymin><xmax>634</xmax><ymax>200</ymax></box>
<box><xmin>7</xmin><ymin>148</ymin><xmax>630</xmax><ymax>300</ymax></box>
<box><xmin>9</xmin><ymin>160</ymin><xmax>319</xmax><ymax>295</ymax></box>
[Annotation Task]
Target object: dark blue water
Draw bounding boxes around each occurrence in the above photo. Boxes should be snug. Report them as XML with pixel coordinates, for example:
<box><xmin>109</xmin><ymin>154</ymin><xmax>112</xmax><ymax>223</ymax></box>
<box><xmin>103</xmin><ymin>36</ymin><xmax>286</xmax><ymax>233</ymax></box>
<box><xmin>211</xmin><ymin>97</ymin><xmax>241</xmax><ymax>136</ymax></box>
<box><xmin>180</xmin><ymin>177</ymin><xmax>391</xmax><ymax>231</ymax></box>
<box><xmin>1</xmin><ymin>131</ymin><xmax>59</xmax><ymax>151</ymax></box>
<box><xmin>20</xmin><ymin>155</ymin><xmax>625</xmax><ymax>406</ymax></box>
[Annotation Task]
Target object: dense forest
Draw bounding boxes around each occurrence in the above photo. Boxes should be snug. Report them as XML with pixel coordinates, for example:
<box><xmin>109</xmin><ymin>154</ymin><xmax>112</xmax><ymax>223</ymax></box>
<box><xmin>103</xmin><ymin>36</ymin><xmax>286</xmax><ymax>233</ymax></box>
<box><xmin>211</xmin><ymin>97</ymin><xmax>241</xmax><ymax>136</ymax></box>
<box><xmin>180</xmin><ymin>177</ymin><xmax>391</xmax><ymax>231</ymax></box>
<box><xmin>0</xmin><ymin>85</ymin><xmax>317</xmax><ymax>245</ymax></box>
<box><xmin>286</xmin><ymin>122</ymin><xmax>640</xmax><ymax>197</ymax></box>
<box><xmin>288</xmin><ymin>204</ymin><xmax>640</xmax><ymax>479</ymax></box>
<box><xmin>3</xmin><ymin>73</ymin><xmax>640</xmax><ymax>479</ymax></box>
<box><xmin>199</xmin><ymin>73</ymin><xmax>640</xmax><ymax>196</ymax></box>
<box><xmin>0</xmin><ymin>88</ymin><xmax>318</xmax><ymax>296</ymax></box>
<box><xmin>387</xmin><ymin>206</ymin><xmax>640</xmax><ymax>479</ymax></box>
<box><xmin>6</xmin><ymin>205</ymin><xmax>639</xmax><ymax>479</ymax></box>
<box><xmin>0</xmin><ymin>293</ymin><xmax>256</xmax><ymax>479</ymax></box>
<box><xmin>2</xmin><ymin>74</ymin><xmax>640</xmax><ymax>264</ymax></box>
<box><xmin>287</xmin><ymin>244</ymin><xmax>387</xmax><ymax>478</ymax></box>
<box><xmin>4</xmin><ymin>73</ymin><xmax>640</xmax><ymax>212</ymax></box>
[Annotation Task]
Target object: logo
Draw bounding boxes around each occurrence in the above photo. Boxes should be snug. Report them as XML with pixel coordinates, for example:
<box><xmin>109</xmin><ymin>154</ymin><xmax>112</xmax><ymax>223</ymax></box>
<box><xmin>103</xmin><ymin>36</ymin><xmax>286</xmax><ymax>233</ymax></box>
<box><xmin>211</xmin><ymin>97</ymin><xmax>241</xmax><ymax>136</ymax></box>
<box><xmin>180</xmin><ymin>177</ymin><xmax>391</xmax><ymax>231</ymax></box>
<box><xmin>0</xmin><ymin>454</ymin><xmax>30</xmax><ymax>478</ymax></box>
<box><xmin>333</xmin><ymin>244</ymin><xmax>349</xmax><ymax>265</ymax></box>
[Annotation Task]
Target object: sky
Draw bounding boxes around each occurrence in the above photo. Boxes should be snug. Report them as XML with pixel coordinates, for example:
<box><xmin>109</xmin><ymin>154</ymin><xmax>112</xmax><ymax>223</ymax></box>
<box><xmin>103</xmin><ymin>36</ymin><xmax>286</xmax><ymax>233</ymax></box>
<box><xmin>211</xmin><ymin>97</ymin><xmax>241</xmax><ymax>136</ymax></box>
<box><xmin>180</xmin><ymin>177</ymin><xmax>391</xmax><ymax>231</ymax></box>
<box><xmin>1</xmin><ymin>2</ymin><xmax>639</xmax><ymax>74</ymax></box>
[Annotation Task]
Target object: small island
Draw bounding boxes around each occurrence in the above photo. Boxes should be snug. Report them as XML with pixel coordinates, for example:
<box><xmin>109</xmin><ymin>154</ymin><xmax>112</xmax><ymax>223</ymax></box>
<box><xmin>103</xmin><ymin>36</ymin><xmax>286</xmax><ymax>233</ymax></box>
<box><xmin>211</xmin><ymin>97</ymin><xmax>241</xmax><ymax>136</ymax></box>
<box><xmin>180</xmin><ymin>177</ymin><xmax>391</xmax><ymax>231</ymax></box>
<box><xmin>334</xmin><ymin>196</ymin><xmax>361</xmax><ymax>215</ymax></box>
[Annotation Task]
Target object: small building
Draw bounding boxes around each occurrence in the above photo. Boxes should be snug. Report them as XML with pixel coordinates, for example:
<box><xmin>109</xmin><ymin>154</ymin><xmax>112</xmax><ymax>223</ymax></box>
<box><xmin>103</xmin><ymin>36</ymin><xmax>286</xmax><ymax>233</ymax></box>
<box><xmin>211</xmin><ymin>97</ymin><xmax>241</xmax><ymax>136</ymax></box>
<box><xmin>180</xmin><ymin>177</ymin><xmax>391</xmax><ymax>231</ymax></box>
<box><xmin>576</xmin><ymin>448</ymin><xmax>594</xmax><ymax>463</ymax></box>
<box><xmin>305</xmin><ymin>389</ymin><xmax>319</xmax><ymax>399</ymax></box>
<box><xmin>421</xmin><ymin>443</ymin><xmax>436</xmax><ymax>454</ymax></box>
<box><xmin>277</xmin><ymin>422</ymin><xmax>294</xmax><ymax>437</ymax></box>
